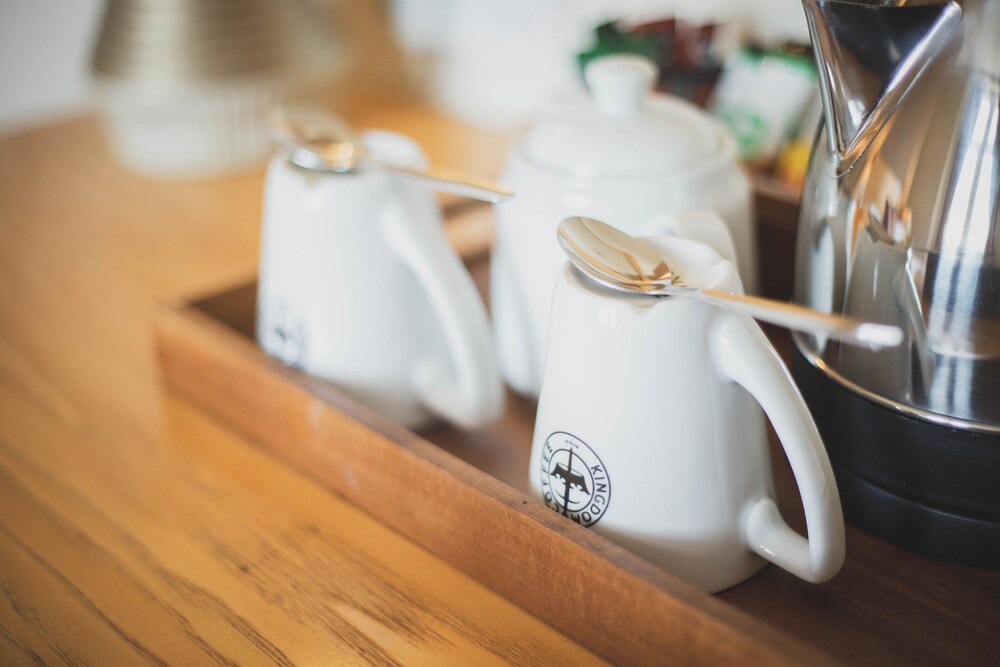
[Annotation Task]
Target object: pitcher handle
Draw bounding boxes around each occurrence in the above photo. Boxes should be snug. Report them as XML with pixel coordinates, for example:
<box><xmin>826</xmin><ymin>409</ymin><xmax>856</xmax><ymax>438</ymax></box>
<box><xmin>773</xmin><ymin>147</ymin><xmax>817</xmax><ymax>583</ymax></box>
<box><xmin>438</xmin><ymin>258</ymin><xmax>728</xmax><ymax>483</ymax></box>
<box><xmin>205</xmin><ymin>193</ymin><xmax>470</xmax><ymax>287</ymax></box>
<box><xmin>381</xmin><ymin>199</ymin><xmax>504</xmax><ymax>429</ymax></box>
<box><xmin>710</xmin><ymin>311</ymin><xmax>845</xmax><ymax>583</ymax></box>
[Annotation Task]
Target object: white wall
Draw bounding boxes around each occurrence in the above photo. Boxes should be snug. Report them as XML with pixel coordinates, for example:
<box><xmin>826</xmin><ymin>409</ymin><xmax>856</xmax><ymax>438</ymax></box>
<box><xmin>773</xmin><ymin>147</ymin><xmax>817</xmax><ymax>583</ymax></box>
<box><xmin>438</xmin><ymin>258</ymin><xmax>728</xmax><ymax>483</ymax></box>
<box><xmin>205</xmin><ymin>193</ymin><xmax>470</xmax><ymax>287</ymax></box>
<box><xmin>0</xmin><ymin>0</ymin><xmax>105</xmax><ymax>135</ymax></box>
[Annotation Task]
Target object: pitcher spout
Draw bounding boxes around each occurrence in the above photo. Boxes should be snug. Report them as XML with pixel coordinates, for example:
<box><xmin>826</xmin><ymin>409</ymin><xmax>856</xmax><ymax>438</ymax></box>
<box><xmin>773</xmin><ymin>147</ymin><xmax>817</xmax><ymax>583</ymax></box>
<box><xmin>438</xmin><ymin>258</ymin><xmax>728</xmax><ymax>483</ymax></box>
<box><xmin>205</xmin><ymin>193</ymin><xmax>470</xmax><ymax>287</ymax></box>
<box><xmin>802</xmin><ymin>0</ymin><xmax>963</xmax><ymax>174</ymax></box>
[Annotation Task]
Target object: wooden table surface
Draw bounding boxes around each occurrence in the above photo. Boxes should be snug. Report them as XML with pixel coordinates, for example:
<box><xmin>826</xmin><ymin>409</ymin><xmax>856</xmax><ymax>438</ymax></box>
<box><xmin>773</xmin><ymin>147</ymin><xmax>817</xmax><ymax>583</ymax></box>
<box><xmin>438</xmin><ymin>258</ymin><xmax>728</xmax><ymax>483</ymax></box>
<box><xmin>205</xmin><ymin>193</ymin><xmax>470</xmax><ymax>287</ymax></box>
<box><xmin>0</xmin><ymin>100</ymin><xmax>606</xmax><ymax>665</ymax></box>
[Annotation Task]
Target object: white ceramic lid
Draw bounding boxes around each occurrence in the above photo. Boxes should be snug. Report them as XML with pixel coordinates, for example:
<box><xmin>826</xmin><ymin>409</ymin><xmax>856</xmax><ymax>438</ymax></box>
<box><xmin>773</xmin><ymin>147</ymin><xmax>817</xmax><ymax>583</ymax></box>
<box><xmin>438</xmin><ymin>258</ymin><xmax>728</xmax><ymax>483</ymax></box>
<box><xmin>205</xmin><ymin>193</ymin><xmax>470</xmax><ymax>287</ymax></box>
<box><xmin>517</xmin><ymin>54</ymin><xmax>726</xmax><ymax>179</ymax></box>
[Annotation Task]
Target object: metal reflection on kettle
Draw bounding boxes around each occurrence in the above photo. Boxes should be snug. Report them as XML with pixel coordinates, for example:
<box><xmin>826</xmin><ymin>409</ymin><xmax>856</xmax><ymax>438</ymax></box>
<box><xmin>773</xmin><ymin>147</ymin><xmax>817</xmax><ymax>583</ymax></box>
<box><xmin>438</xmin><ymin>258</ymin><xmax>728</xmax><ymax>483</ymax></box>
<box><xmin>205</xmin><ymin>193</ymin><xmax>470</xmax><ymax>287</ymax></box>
<box><xmin>793</xmin><ymin>0</ymin><xmax>1000</xmax><ymax>567</ymax></box>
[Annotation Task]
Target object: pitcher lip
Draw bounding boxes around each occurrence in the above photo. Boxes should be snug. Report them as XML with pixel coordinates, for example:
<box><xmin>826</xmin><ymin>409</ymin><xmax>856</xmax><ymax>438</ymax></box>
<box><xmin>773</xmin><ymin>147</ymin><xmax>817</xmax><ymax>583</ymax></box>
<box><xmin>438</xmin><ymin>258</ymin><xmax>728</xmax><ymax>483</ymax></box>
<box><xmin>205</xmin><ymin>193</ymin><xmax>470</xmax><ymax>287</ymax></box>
<box><xmin>566</xmin><ymin>236</ymin><xmax>740</xmax><ymax>298</ymax></box>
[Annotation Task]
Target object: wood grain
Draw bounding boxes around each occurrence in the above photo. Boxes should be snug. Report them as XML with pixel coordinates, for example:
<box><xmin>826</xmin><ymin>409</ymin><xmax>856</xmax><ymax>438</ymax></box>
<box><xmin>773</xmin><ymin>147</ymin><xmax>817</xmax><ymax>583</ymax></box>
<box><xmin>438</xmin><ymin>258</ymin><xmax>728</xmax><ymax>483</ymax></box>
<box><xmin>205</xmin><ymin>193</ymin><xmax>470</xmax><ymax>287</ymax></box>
<box><xmin>0</xmin><ymin>109</ymin><xmax>605</xmax><ymax>665</ymax></box>
<box><xmin>156</xmin><ymin>289</ymin><xmax>831</xmax><ymax>667</ymax></box>
<box><xmin>162</xmin><ymin>270</ymin><xmax>1000</xmax><ymax>667</ymax></box>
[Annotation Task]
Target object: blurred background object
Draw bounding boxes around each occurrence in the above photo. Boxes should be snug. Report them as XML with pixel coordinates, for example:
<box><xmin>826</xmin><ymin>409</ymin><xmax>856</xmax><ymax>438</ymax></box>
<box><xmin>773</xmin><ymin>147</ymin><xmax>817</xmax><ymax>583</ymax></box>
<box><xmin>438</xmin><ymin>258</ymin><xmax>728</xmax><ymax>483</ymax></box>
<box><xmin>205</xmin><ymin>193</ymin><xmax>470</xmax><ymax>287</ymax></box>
<box><xmin>2</xmin><ymin>0</ymin><xmax>817</xmax><ymax>188</ymax></box>
<box><xmin>386</xmin><ymin>0</ymin><xmax>818</xmax><ymax>191</ymax></box>
<box><xmin>387</xmin><ymin>1</ymin><xmax>810</xmax><ymax>125</ymax></box>
<box><xmin>0</xmin><ymin>0</ymin><xmax>105</xmax><ymax>134</ymax></box>
<box><xmin>577</xmin><ymin>19</ymin><xmax>728</xmax><ymax>107</ymax></box>
<box><xmin>89</xmin><ymin>0</ymin><xmax>351</xmax><ymax>179</ymax></box>
<box><xmin>388</xmin><ymin>0</ymin><xmax>600</xmax><ymax>132</ymax></box>
<box><xmin>710</xmin><ymin>44</ymin><xmax>817</xmax><ymax>168</ymax></box>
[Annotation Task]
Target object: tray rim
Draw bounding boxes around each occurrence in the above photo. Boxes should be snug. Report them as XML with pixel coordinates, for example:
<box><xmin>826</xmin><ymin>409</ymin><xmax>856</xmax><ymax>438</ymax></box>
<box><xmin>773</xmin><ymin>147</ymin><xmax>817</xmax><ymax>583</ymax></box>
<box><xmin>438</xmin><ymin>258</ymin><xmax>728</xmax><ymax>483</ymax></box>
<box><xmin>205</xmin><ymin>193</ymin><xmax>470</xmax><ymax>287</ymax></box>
<box><xmin>154</xmin><ymin>283</ymin><xmax>834</xmax><ymax>666</ymax></box>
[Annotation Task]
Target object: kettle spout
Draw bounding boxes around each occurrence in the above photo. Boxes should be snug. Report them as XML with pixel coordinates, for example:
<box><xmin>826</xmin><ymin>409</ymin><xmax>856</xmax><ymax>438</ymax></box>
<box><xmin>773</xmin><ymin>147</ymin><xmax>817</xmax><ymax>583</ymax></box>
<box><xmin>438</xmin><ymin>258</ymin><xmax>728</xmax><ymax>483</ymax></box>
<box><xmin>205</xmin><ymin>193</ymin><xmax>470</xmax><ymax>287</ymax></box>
<box><xmin>802</xmin><ymin>0</ymin><xmax>962</xmax><ymax>174</ymax></box>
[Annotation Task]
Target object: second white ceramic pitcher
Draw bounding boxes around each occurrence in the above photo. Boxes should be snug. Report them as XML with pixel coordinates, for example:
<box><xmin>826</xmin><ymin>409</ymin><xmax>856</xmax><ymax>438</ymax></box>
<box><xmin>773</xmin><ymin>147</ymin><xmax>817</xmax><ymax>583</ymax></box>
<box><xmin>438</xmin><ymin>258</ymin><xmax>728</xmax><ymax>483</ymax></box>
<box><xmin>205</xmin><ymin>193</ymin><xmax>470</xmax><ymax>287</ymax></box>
<box><xmin>258</xmin><ymin>129</ymin><xmax>503</xmax><ymax>429</ymax></box>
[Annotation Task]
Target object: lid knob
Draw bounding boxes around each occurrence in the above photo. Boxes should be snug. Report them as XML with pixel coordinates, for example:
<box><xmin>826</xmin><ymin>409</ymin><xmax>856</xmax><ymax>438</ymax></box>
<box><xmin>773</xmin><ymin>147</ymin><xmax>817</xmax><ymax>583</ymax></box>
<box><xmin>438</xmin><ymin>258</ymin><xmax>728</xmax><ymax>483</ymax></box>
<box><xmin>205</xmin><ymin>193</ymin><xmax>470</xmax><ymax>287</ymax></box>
<box><xmin>584</xmin><ymin>54</ymin><xmax>658</xmax><ymax>118</ymax></box>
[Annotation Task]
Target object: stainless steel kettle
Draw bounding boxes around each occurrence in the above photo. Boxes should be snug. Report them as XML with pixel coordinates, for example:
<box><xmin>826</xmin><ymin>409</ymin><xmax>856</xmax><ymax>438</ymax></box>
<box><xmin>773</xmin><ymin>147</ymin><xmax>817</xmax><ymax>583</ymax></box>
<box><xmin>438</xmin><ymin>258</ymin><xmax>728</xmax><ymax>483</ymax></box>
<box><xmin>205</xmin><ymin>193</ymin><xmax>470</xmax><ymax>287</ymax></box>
<box><xmin>792</xmin><ymin>0</ymin><xmax>1000</xmax><ymax>568</ymax></box>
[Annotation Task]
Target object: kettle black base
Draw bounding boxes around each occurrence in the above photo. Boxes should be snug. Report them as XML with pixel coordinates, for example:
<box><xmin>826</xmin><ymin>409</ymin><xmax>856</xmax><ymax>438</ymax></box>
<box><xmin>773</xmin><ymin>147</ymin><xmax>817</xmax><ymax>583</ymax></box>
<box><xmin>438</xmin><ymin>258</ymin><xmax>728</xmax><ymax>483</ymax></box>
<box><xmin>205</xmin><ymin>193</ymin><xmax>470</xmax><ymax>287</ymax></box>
<box><xmin>792</xmin><ymin>344</ymin><xmax>1000</xmax><ymax>571</ymax></box>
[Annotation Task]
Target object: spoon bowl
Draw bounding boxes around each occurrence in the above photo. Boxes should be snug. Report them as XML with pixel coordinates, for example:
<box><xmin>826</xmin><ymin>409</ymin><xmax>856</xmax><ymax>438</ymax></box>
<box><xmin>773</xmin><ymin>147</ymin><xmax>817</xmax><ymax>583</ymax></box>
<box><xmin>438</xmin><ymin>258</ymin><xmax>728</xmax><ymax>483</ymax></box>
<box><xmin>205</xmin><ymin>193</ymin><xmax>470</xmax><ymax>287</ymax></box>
<box><xmin>270</xmin><ymin>106</ymin><xmax>513</xmax><ymax>203</ymax></box>
<box><xmin>557</xmin><ymin>215</ymin><xmax>673</xmax><ymax>290</ymax></box>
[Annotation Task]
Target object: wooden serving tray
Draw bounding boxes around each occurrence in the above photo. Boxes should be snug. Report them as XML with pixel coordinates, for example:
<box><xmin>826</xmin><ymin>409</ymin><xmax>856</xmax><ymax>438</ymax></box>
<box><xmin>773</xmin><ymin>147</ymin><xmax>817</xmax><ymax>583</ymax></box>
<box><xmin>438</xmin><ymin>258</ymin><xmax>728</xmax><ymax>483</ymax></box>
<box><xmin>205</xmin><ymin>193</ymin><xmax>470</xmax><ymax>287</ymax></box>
<box><xmin>155</xmin><ymin>212</ymin><xmax>1000</xmax><ymax>666</ymax></box>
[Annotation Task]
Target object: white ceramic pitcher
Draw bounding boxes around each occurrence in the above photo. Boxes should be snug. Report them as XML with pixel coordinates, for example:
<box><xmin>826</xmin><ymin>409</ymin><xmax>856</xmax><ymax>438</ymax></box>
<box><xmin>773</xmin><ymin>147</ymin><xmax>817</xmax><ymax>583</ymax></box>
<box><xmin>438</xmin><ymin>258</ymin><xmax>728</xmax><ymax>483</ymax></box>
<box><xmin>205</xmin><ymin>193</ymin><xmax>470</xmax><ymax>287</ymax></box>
<box><xmin>529</xmin><ymin>237</ymin><xmax>844</xmax><ymax>592</ymax></box>
<box><xmin>257</xmin><ymin>129</ymin><xmax>503</xmax><ymax>429</ymax></box>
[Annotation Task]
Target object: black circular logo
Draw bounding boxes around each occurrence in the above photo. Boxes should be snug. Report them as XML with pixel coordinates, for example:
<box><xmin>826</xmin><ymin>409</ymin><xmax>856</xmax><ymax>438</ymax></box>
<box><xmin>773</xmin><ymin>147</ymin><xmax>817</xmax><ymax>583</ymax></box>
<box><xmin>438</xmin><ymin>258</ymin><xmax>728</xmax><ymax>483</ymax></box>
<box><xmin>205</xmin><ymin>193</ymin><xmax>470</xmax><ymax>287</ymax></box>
<box><xmin>260</xmin><ymin>300</ymin><xmax>306</xmax><ymax>369</ymax></box>
<box><xmin>540</xmin><ymin>432</ymin><xmax>610</xmax><ymax>527</ymax></box>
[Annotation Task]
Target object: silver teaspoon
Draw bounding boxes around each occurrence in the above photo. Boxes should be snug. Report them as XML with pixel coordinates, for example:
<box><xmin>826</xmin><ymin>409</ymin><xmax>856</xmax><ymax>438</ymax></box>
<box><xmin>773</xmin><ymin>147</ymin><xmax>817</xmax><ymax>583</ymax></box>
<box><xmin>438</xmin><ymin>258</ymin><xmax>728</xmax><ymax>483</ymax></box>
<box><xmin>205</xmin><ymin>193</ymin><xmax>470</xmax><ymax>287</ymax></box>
<box><xmin>557</xmin><ymin>216</ymin><xmax>903</xmax><ymax>350</ymax></box>
<box><xmin>270</xmin><ymin>107</ymin><xmax>513</xmax><ymax>203</ymax></box>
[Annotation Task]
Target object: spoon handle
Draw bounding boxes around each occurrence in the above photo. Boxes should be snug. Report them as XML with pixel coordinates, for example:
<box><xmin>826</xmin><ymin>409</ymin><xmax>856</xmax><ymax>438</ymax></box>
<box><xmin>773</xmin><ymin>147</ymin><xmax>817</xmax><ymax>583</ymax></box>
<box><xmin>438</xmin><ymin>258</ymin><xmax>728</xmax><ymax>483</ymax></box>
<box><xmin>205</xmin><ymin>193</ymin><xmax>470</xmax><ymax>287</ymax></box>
<box><xmin>371</xmin><ymin>161</ymin><xmax>513</xmax><ymax>203</ymax></box>
<box><xmin>677</xmin><ymin>286</ymin><xmax>904</xmax><ymax>349</ymax></box>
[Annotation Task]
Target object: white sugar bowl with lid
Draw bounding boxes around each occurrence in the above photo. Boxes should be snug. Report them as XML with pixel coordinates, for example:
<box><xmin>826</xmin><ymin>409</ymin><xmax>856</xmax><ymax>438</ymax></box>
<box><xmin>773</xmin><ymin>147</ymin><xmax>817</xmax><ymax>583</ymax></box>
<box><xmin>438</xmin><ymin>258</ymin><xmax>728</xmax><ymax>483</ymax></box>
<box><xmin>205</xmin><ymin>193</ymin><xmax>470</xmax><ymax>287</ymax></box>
<box><xmin>491</xmin><ymin>54</ymin><xmax>755</xmax><ymax>397</ymax></box>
